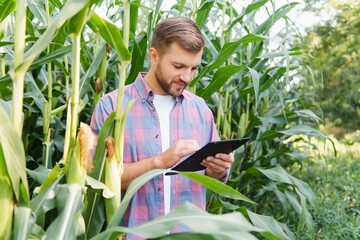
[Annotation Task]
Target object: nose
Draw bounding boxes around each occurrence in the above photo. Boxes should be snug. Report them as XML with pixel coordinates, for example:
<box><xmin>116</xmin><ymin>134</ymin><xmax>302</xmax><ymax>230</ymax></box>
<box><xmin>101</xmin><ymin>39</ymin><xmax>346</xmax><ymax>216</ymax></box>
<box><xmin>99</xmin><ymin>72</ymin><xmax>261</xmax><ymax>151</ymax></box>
<box><xmin>180</xmin><ymin>68</ymin><xmax>193</xmax><ymax>83</ymax></box>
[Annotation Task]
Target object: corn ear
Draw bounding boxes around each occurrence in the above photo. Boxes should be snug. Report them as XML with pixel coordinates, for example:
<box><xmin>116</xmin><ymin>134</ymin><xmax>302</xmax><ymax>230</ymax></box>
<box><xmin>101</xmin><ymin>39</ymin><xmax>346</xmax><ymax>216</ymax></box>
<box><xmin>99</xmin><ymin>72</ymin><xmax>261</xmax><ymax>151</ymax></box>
<box><xmin>67</xmin><ymin>123</ymin><xmax>94</xmax><ymax>185</ymax></box>
<box><xmin>104</xmin><ymin>137</ymin><xmax>121</xmax><ymax>223</ymax></box>
<box><xmin>238</xmin><ymin>111</ymin><xmax>247</xmax><ymax>138</ymax></box>
<box><xmin>67</xmin><ymin>143</ymin><xmax>85</xmax><ymax>185</ymax></box>
<box><xmin>93</xmin><ymin>48</ymin><xmax>107</xmax><ymax>110</ymax></box>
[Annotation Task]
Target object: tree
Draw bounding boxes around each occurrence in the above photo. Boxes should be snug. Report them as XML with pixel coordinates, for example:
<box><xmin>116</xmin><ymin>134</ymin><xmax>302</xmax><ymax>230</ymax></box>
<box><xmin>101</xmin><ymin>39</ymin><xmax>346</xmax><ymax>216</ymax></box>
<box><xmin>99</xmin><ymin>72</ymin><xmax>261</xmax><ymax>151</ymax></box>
<box><xmin>302</xmin><ymin>0</ymin><xmax>360</xmax><ymax>137</ymax></box>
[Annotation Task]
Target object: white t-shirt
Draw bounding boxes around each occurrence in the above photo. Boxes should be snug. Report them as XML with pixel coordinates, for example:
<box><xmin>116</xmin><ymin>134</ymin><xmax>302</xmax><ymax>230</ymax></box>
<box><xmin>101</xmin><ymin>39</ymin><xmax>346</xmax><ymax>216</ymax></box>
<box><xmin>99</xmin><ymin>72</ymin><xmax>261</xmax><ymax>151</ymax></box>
<box><xmin>153</xmin><ymin>94</ymin><xmax>176</xmax><ymax>215</ymax></box>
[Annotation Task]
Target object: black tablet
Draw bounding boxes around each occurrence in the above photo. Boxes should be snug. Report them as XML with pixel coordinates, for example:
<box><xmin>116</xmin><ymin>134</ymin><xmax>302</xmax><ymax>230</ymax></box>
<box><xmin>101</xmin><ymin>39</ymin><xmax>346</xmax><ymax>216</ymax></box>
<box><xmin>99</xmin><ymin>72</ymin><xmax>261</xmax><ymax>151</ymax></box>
<box><xmin>167</xmin><ymin>138</ymin><xmax>250</xmax><ymax>174</ymax></box>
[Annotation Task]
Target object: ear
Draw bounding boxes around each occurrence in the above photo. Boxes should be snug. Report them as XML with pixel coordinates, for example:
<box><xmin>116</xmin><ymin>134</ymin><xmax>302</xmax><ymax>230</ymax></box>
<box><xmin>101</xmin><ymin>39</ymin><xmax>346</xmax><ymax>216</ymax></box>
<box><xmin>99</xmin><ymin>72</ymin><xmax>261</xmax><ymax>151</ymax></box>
<box><xmin>149</xmin><ymin>47</ymin><xmax>159</xmax><ymax>65</ymax></box>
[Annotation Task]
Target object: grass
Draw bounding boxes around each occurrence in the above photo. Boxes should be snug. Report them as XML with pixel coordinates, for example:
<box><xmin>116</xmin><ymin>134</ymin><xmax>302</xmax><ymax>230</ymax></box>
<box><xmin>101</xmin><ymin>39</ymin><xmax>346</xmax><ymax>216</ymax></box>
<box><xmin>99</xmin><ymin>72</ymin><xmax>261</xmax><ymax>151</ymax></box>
<box><xmin>293</xmin><ymin>130</ymin><xmax>360</xmax><ymax>239</ymax></box>
<box><xmin>311</xmin><ymin>155</ymin><xmax>360</xmax><ymax>238</ymax></box>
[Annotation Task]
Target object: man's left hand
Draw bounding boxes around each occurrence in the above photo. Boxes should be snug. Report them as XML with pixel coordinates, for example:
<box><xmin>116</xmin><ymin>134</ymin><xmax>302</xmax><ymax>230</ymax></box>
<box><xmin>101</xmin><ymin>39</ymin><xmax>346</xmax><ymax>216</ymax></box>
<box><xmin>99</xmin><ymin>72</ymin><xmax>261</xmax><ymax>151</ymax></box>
<box><xmin>201</xmin><ymin>153</ymin><xmax>234</xmax><ymax>180</ymax></box>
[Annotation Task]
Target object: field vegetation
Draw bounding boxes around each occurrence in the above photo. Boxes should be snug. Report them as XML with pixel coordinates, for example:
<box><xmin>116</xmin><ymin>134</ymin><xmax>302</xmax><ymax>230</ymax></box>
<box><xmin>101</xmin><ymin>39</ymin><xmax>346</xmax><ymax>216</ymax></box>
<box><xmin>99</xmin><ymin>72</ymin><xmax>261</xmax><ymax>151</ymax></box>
<box><xmin>0</xmin><ymin>0</ymin><xmax>358</xmax><ymax>239</ymax></box>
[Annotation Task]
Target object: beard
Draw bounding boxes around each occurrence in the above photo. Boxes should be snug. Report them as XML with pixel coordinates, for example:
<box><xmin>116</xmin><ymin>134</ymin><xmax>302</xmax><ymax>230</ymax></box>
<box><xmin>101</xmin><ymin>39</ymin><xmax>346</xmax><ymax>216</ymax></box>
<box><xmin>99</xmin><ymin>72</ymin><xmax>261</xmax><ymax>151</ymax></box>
<box><xmin>154</xmin><ymin>64</ymin><xmax>187</xmax><ymax>97</ymax></box>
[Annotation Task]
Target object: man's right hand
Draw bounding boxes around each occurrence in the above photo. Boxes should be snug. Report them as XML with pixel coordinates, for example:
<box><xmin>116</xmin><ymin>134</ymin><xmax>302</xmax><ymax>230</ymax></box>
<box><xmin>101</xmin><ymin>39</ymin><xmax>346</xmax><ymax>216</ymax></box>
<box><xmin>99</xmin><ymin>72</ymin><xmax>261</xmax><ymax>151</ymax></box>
<box><xmin>121</xmin><ymin>139</ymin><xmax>199</xmax><ymax>190</ymax></box>
<box><xmin>155</xmin><ymin>139</ymin><xmax>200</xmax><ymax>169</ymax></box>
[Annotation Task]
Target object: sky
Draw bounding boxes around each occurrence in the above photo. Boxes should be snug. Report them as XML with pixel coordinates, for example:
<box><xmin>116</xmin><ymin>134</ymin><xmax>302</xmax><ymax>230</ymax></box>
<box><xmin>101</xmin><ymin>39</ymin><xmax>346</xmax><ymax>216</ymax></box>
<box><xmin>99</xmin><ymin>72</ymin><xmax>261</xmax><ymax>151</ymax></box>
<box><xmin>162</xmin><ymin>0</ymin><xmax>321</xmax><ymax>36</ymax></box>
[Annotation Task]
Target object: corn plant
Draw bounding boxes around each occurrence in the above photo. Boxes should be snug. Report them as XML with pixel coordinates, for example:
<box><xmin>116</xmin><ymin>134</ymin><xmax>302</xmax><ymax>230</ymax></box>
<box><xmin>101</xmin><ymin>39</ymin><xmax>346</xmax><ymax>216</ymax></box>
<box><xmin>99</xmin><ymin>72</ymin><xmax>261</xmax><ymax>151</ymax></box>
<box><xmin>0</xmin><ymin>0</ymin><xmax>325</xmax><ymax>239</ymax></box>
<box><xmin>185</xmin><ymin>1</ymin><xmax>324</xmax><ymax>237</ymax></box>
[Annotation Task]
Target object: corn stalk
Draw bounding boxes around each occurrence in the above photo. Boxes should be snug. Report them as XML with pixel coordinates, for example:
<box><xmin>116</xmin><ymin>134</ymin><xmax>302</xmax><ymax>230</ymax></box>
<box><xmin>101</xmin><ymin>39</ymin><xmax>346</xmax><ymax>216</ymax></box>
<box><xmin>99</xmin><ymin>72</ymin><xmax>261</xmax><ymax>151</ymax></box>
<box><xmin>42</xmin><ymin>0</ymin><xmax>54</xmax><ymax>169</ymax></box>
<box><xmin>104</xmin><ymin>0</ymin><xmax>135</xmax><ymax>223</ymax></box>
<box><xmin>11</xmin><ymin>0</ymin><xmax>26</xmax><ymax>136</ymax></box>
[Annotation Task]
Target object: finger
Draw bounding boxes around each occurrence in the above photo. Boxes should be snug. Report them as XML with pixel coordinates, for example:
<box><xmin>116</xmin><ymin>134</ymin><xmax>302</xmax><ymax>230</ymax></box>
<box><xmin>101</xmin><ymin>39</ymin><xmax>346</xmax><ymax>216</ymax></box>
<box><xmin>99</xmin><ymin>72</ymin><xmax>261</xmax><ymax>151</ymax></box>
<box><xmin>201</xmin><ymin>157</ymin><xmax>229</xmax><ymax>171</ymax></box>
<box><xmin>178</xmin><ymin>139</ymin><xmax>200</xmax><ymax>154</ymax></box>
<box><xmin>176</xmin><ymin>139</ymin><xmax>199</xmax><ymax>149</ymax></box>
<box><xmin>206</xmin><ymin>156</ymin><xmax>232</xmax><ymax>168</ymax></box>
<box><xmin>214</xmin><ymin>153</ymin><xmax>234</xmax><ymax>163</ymax></box>
<box><xmin>182</xmin><ymin>139</ymin><xmax>200</xmax><ymax>151</ymax></box>
<box><xmin>179</xmin><ymin>148</ymin><xmax>197</xmax><ymax>157</ymax></box>
<box><xmin>201</xmin><ymin>160</ymin><xmax>227</xmax><ymax>173</ymax></box>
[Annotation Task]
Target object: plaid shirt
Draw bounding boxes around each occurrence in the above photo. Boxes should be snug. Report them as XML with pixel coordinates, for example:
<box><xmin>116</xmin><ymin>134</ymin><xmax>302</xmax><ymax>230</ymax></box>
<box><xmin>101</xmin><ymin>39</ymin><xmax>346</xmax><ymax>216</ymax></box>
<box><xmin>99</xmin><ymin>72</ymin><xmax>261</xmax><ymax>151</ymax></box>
<box><xmin>90</xmin><ymin>73</ymin><xmax>221</xmax><ymax>238</ymax></box>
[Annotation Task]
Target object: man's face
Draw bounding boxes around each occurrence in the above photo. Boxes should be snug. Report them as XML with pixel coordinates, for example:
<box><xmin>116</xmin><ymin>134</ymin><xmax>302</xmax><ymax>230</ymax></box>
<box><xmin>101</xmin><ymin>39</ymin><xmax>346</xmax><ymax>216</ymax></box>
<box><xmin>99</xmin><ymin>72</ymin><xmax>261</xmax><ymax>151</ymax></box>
<box><xmin>151</xmin><ymin>43</ymin><xmax>202</xmax><ymax>97</ymax></box>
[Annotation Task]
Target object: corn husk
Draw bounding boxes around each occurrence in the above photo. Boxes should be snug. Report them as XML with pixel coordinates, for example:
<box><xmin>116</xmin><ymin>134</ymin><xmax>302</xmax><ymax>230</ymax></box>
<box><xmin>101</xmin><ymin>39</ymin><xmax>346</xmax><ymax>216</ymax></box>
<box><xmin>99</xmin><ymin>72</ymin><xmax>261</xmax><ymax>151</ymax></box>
<box><xmin>104</xmin><ymin>137</ymin><xmax>121</xmax><ymax>223</ymax></box>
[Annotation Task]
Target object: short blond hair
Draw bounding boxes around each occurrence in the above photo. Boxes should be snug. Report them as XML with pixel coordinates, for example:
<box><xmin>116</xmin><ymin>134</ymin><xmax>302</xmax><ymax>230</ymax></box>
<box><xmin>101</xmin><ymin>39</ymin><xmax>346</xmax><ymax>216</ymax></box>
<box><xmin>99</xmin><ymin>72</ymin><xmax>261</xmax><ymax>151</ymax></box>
<box><xmin>151</xmin><ymin>16</ymin><xmax>204</xmax><ymax>55</ymax></box>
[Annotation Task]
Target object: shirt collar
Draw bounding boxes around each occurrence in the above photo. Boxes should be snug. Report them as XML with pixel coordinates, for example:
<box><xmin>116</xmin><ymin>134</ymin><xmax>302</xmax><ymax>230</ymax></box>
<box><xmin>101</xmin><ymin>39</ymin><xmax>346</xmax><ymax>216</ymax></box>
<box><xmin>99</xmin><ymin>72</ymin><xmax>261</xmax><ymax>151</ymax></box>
<box><xmin>134</xmin><ymin>72</ymin><xmax>184</xmax><ymax>103</ymax></box>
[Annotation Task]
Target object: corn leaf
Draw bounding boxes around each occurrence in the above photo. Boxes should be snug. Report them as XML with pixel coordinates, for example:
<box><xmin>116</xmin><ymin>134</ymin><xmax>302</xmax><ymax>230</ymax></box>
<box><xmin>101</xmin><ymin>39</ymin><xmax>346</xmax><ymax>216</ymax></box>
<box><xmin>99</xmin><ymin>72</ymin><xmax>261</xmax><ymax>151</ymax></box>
<box><xmin>0</xmin><ymin>0</ymin><xmax>15</xmax><ymax>23</ymax></box>
<box><xmin>279</xmin><ymin>125</ymin><xmax>326</xmax><ymax>138</ymax></box>
<box><xmin>19</xmin><ymin>0</ymin><xmax>90</xmax><ymax>73</ymax></box>
<box><xmin>85</xmin><ymin>175</ymin><xmax>115</xmax><ymax>199</ymax></box>
<box><xmin>30</xmin><ymin>177</ymin><xmax>61</xmax><ymax>227</ymax></box>
<box><xmin>84</xmin><ymin>112</ymin><xmax>115</xmax><ymax>238</ymax></box>
<box><xmin>254</xmin><ymin>3</ymin><xmax>298</xmax><ymax>35</ymax></box>
<box><xmin>0</xmin><ymin>42</ymin><xmax>90</xmax><ymax>88</ymax></box>
<box><xmin>256</xmin><ymin>165</ymin><xmax>315</xmax><ymax>205</ymax></box>
<box><xmin>226</xmin><ymin>0</ymin><xmax>269</xmax><ymax>32</ymax></box>
<box><xmin>195</xmin><ymin>0</ymin><xmax>215</xmax><ymax>28</ymax></box>
<box><xmin>46</xmin><ymin>184</ymin><xmax>86</xmax><ymax>240</ymax></box>
<box><xmin>127</xmin><ymin>32</ymin><xmax>147</xmax><ymax>84</ymax></box>
<box><xmin>190</xmin><ymin>33</ymin><xmax>266</xmax><ymax>87</ymax></box>
<box><xmin>13</xmin><ymin>207</ymin><xmax>33</xmax><ymax>240</ymax></box>
<box><xmin>107</xmin><ymin>169</ymin><xmax>165</xmax><ymax>228</ymax></box>
<box><xmin>247</xmin><ymin>67</ymin><xmax>260</xmax><ymax>112</ymax></box>
<box><xmin>27</xmin><ymin>0</ymin><xmax>47</xmax><ymax>25</ymax></box>
<box><xmin>198</xmin><ymin>65</ymin><xmax>246</xmax><ymax>100</ymax></box>
<box><xmin>129</xmin><ymin>0</ymin><xmax>140</xmax><ymax>34</ymax></box>
<box><xmin>79</xmin><ymin>43</ymin><xmax>107</xmax><ymax>99</ymax></box>
<box><xmin>0</xmin><ymin>175</ymin><xmax>13</xmax><ymax>239</ymax></box>
<box><xmin>0</xmin><ymin>104</ymin><xmax>29</xmax><ymax>205</ymax></box>
<box><xmin>95</xmin><ymin>202</ymin><xmax>260</xmax><ymax>240</ymax></box>
<box><xmin>107</xmin><ymin>168</ymin><xmax>256</xmax><ymax>230</ymax></box>
<box><xmin>88</xmin><ymin>12</ymin><xmax>131</xmax><ymax>63</ymax></box>
<box><xmin>27</xmin><ymin>165</ymin><xmax>52</xmax><ymax>185</ymax></box>
<box><xmin>258</xmin><ymin>130</ymin><xmax>283</xmax><ymax>141</ymax></box>
<box><xmin>247</xmin><ymin>210</ymin><xmax>295</xmax><ymax>240</ymax></box>
<box><xmin>177</xmin><ymin>171</ymin><xmax>256</xmax><ymax>204</ymax></box>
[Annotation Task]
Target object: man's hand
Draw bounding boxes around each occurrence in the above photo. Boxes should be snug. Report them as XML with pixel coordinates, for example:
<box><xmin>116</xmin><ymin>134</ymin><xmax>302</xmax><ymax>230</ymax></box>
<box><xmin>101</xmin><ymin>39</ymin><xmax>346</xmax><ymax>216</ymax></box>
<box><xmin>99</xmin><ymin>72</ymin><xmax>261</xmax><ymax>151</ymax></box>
<box><xmin>155</xmin><ymin>139</ymin><xmax>200</xmax><ymax>169</ymax></box>
<box><xmin>201</xmin><ymin>152</ymin><xmax>234</xmax><ymax>179</ymax></box>
<box><xmin>121</xmin><ymin>139</ymin><xmax>199</xmax><ymax>190</ymax></box>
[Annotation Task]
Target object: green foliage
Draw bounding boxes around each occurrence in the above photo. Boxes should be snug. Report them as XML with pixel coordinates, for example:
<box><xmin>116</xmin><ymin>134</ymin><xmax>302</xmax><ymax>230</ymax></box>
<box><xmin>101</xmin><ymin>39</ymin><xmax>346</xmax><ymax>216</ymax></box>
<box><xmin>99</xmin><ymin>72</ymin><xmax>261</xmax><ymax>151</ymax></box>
<box><xmin>190</xmin><ymin>1</ymin><xmax>323</xmax><ymax>237</ymax></box>
<box><xmin>0</xmin><ymin>0</ymin><xmax>327</xmax><ymax>239</ymax></box>
<box><xmin>301</xmin><ymin>0</ymin><xmax>360</xmax><ymax>136</ymax></box>
<box><xmin>0</xmin><ymin>103</ymin><xmax>29</xmax><ymax>205</ymax></box>
<box><xmin>289</xmin><ymin>132</ymin><xmax>360</xmax><ymax>239</ymax></box>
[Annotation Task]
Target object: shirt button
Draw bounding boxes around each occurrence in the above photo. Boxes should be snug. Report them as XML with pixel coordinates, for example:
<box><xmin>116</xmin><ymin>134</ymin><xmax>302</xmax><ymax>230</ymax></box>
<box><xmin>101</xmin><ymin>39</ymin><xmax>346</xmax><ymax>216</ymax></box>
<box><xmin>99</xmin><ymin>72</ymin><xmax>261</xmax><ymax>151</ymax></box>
<box><xmin>155</xmin><ymin>134</ymin><xmax>159</xmax><ymax>138</ymax></box>
<box><xmin>157</xmin><ymin>187</ymin><xmax>161</xmax><ymax>192</ymax></box>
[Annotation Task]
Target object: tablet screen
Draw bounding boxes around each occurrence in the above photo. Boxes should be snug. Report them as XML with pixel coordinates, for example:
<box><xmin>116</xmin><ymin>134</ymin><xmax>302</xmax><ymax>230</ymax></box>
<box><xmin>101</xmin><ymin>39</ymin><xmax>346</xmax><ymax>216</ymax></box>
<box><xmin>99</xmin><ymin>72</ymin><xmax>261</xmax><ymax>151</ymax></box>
<box><xmin>167</xmin><ymin>137</ymin><xmax>250</xmax><ymax>174</ymax></box>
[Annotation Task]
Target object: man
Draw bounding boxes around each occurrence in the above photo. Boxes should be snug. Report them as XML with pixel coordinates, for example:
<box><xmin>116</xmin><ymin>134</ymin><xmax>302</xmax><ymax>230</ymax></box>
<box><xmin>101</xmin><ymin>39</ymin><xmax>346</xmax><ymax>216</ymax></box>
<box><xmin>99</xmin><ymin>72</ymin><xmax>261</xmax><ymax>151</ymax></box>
<box><xmin>90</xmin><ymin>16</ymin><xmax>234</xmax><ymax>238</ymax></box>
